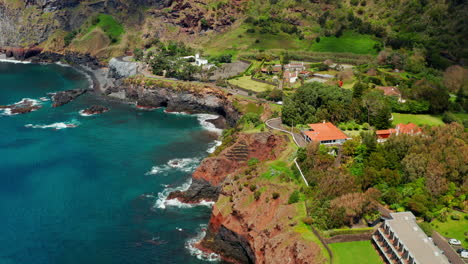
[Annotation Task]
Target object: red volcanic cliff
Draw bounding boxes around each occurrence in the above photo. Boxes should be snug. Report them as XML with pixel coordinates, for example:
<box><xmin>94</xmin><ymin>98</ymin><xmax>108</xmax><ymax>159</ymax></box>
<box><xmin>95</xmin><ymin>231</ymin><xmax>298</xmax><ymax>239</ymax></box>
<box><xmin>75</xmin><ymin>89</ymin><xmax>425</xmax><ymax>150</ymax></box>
<box><xmin>199</xmin><ymin>178</ymin><xmax>326</xmax><ymax>264</ymax></box>
<box><xmin>168</xmin><ymin>132</ymin><xmax>286</xmax><ymax>203</ymax></box>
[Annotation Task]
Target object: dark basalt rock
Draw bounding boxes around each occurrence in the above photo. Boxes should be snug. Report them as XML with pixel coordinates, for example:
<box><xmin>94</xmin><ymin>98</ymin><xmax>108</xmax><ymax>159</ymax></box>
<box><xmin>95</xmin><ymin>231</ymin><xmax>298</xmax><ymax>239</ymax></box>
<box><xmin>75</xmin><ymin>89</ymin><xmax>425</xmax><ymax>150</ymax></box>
<box><xmin>206</xmin><ymin>116</ymin><xmax>228</xmax><ymax>130</ymax></box>
<box><xmin>201</xmin><ymin>225</ymin><xmax>256</xmax><ymax>264</ymax></box>
<box><xmin>82</xmin><ymin>105</ymin><xmax>109</xmax><ymax>115</ymax></box>
<box><xmin>167</xmin><ymin>178</ymin><xmax>221</xmax><ymax>203</ymax></box>
<box><xmin>51</xmin><ymin>89</ymin><xmax>87</xmax><ymax>107</ymax></box>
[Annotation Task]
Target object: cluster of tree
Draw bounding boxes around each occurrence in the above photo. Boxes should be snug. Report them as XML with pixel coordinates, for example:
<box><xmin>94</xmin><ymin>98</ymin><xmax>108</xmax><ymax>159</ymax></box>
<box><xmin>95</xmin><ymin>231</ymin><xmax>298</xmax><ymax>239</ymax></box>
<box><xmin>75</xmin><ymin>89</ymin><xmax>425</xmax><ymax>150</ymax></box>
<box><xmin>133</xmin><ymin>41</ymin><xmax>215</xmax><ymax>81</ymax></box>
<box><xmin>245</xmin><ymin>15</ymin><xmax>304</xmax><ymax>39</ymax></box>
<box><xmin>355</xmin><ymin>49</ymin><xmax>467</xmax><ymax>119</ymax></box>
<box><xmin>297</xmin><ymin>123</ymin><xmax>467</xmax><ymax>229</ymax></box>
<box><xmin>282</xmin><ymin>82</ymin><xmax>392</xmax><ymax>129</ymax></box>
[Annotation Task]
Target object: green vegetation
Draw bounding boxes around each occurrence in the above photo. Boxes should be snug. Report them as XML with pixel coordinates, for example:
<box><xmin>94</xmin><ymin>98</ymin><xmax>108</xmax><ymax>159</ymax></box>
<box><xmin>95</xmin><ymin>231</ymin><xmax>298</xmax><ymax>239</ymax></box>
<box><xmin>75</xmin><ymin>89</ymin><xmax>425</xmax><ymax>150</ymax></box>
<box><xmin>228</xmin><ymin>75</ymin><xmax>276</xmax><ymax>93</ymax></box>
<box><xmin>392</xmin><ymin>113</ymin><xmax>444</xmax><ymax>126</ymax></box>
<box><xmin>329</xmin><ymin>241</ymin><xmax>382</xmax><ymax>264</ymax></box>
<box><xmin>310</xmin><ymin>31</ymin><xmax>379</xmax><ymax>55</ymax></box>
<box><xmin>297</xmin><ymin>123</ymin><xmax>466</xmax><ymax>230</ymax></box>
<box><xmin>91</xmin><ymin>14</ymin><xmax>124</xmax><ymax>43</ymax></box>
<box><xmin>282</xmin><ymin>82</ymin><xmax>392</xmax><ymax>129</ymax></box>
<box><xmin>431</xmin><ymin>211</ymin><xmax>468</xmax><ymax>248</ymax></box>
<box><xmin>324</xmin><ymin>227</ymin><xmax>374</xmax><ymax>238</ymax></box>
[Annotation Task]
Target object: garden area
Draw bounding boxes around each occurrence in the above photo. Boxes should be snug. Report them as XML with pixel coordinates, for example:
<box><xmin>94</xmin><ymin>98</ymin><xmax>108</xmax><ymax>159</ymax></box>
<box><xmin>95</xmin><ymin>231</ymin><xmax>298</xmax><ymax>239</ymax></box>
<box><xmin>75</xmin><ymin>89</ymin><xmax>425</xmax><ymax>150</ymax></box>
<box><xmin>228</xmin><ymin>75</ymin><xmax>276</xmax><ymax>93</ymax></box>
<box><xmin>329</xmin><ymin>241</ymin><xmax>382</xmax><ymax>264</ymax></box>
<box><xmin>430</xmin><ymin>211</ymin><xmax>468</xmax><ymax>248</ymax></box>
<box><xmin>391</xmin><ymin>113</ymin><xmax>444</xmax><ymax>126</ymax></box>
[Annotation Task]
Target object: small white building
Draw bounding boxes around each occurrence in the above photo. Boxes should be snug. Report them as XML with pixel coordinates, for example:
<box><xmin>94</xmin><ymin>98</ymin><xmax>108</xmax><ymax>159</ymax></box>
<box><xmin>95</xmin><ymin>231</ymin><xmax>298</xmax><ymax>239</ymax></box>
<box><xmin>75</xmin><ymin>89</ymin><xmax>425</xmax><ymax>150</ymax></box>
<box><xmin>195</xmin><ymin>53</ymin><xmax>208</xmax><ymax>66</ymax></box>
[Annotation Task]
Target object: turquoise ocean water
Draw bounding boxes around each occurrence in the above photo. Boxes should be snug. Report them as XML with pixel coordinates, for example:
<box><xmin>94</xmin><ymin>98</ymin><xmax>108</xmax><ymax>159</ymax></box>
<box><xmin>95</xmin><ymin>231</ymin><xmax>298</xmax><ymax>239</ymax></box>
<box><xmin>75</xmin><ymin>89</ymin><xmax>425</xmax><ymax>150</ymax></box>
<box><xmin>0</xmin><ymin>61</ymin><xmax>220</xmax><ymax>264</ymax></box>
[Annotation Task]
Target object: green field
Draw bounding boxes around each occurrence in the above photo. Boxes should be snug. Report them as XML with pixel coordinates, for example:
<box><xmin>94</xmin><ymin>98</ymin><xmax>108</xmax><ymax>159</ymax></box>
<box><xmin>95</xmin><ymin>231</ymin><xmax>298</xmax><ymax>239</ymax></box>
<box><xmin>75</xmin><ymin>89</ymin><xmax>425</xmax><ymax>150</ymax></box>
<box><xmin>431</xmin><ymin>211</ymin><xmax>468</xmax><ymax>248</ymax></box>
<box><xmin>392</xmin><ymin>113</ymin><xmax>444</xmax><ymax>126</ymax></box>
<box><xmin>228</xmin><ymin>75</ymin><xmax>275</xmax><ymax>93</ymax></box>
<box><xmin>329</xmin><ymin>241</ymin><xmax>383</xmax><ymax>264</ymax></box>
<box><xmin>310</xmin><ymin>31</ymin><xmax>380</xmax><ymax>55</ymax></box>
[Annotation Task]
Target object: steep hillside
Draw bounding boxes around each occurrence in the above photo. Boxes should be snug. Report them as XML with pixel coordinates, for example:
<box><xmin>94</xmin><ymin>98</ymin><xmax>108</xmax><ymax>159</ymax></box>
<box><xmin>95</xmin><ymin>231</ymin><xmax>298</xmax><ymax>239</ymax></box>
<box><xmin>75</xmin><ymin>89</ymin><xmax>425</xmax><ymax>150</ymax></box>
<box><xmin>1</xmin><ymin>0</ymin><xmax>467</xmax><ymax>65</ymax></box>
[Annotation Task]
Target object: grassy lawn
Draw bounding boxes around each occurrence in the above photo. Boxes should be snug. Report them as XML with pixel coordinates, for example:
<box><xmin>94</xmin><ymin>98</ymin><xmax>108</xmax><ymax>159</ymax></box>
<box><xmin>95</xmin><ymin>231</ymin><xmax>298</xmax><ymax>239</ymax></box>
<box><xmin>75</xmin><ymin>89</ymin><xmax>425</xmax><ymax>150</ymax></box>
<box><xmin>431</xmin><ymin>211</ymin><xmax>468</xmax><ymax>248</ymax></box>
<box><xmin>392</xmin><ymin>113</ymin><xmax>444</xmax><ymax>126</ymax></box>
<box><xmin>310</xmin><ymin>31</ymin><xmax>380</xmax><ymax>55</ymax></box>
<box><xmin>228</xmin><ymin>75</ymin><xmax>275</xmax><ymax>93</ymax></box>
<box><xmin>330</xmin><ymin>241</ymin><xmax>383</xmax><ymax>264</ymax></box>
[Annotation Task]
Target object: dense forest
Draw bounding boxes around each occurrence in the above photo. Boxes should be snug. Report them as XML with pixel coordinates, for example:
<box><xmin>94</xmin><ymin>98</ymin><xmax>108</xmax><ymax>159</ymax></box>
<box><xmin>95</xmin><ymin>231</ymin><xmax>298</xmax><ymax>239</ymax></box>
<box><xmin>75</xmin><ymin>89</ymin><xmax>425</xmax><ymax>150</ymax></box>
<box><xmin>296</xmin><ymin>123</ymin><xmax>467</xmax><ymax>229</ymax></box>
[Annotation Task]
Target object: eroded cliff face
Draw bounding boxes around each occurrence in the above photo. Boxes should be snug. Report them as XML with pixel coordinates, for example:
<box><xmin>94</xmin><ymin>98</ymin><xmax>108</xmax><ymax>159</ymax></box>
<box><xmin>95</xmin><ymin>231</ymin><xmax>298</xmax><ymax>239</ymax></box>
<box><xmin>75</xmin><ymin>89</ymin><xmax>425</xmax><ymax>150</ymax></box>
<box><xmin>199</xmin><ymin>175</ymin><xmax>326</xmax><ymax>264</ymax></box>
<box><xmin>168</xmin><ymin>133</ymin><xmax>286</xmax><ymax>203</ymax></box>
<box><xmin>103</xmin><ymin>76</ymin><xmax>241</xmax><ymax>126</ymax></box>
<box><xmin>0</xmin><ymin>0</ymin><xmax>171</xmax><ymax>47</ymax></box>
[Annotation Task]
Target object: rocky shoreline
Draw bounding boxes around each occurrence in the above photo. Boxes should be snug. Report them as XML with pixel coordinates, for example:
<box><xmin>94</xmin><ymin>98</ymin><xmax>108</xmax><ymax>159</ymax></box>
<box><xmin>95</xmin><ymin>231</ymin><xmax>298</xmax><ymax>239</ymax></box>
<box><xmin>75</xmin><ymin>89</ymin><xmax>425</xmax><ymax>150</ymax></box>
<box><xmin>0</xmin><ymin>49</ymin><xmax>320</xmax><ymax>264</ymax></box>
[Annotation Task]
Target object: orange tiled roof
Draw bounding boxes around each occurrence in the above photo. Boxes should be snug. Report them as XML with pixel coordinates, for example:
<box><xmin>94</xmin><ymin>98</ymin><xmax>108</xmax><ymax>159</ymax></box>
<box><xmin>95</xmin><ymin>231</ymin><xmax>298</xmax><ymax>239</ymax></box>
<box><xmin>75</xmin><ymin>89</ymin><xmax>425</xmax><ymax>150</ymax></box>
<box><xmin>376</xmin><ymin>129</ymin><xmax>397</xmax><ymax>135</ymax></box>
<box><xmin>304</xmin><ymin>122</ymin><xmax>349</xmax><ymax>141</ymax></box>
<box><xmin>397</xmin><ymin>123</ymin><xmax>421</xmax><ymax>134</ymax></box>
<box><xmin>376</xmin><ymin>86</ymin><xmax>401</xmax><ymax>97</ymax></box>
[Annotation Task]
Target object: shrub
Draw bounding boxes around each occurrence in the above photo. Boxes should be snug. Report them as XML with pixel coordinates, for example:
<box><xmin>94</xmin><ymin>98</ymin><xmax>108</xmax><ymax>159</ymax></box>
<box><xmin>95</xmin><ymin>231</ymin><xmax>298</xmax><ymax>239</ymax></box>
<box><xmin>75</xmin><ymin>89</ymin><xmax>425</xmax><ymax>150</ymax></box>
<box><xmin>272</xmin><ymin>192</ymin><xmax>280</xmax><ymax>199</ymax></box>
<box><xmin>362</xmin><ymin>123</ymin><xmax>370</xmax><ymax>130</ymax></box>
<box><xmin>442</xmin><ymin>112</ymin><xmax>459</xmax><ymax>124</ymax></box>
<box><xmin>254</xmin><ymin>190</ymin><xmax>261</xmax><ymax>200</ymax></box>
<box><xmin>418</xmin><ymin>222</ymin><xmax>433</xmax><ymax>237</ymax></box>
<box><xmin>133</xmin><ymin>48</ymin><xmax>144</xmax><ymax>61</ymax></box>
<box><xmin>464</xmin><ymin>215</ymin><xmax>468</xmax><ymax>220</ymax></box>
<box><xmin>64</xmin><ymin>30</ymin><xmax>78</xmax><ymax>47</ymax></box>
<box><xmin>451</xmin><ymin>214</ymin><xmax>461</xmax><ymax>220</ymax></box>
<box><xmin>302</xmin><ymin>217</ymin><xmax>314</xmax><ymax>225</ymax></box>
<box><xmin>248</xmin><ymin>158</ymin><xmax>260</xmax><ymax>167</ymax></box>
<box><xmin>249</xmin><ymin>184</ymin><xmax>257</xmax><ymax>192</ymax></box>
<box><xmin>288</xmin><ymin>190</ymin><xmax>300</xmax><ymax>204</ymax></box>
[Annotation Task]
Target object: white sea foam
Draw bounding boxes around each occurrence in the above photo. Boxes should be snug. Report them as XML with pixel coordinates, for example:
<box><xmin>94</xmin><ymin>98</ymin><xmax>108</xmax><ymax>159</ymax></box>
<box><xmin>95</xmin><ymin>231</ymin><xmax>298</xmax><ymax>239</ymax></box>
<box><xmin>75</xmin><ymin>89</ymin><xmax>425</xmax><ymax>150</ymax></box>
<box><xmin>25</xmin><ymin>119</ymin><xmax>80</xmax><ymax>130</ymax></box>
<box><xmin>78</xmin><ymin>110</ymin><xmax>94</xmax><ymax>117</ymax></box>
<box><xmin>164</xmin><ymin>109</ymin><xmax>189</xmax><ymax>115</ymax></box>
<box><xmin>207</xmin><ymin>140</ymin><xmax>222</xmax><ymax>154</ymax></box>
<box><xmin>196</xmin><ymin>114</ymin><xmax>223</xmax><ymax>134</ymax></box>
<box><xmin>186</xmin><ymin>225</ymin><xmax>221</xmax><ymax>262</ymax></box>
<box><xmin>39</xmin><ymin>97</ymin><xmax>50</xmax><ymax>102</ymax></box>
<box><xmin>0</xmin><ymin>58</ymin><xmax>31</xmax><ymax>64</ymax></box>
<box><xmin>1</xmin><ymin>98</ymin><xmax>41</xmax><ymax>116</ymax></box>
<box><xmin>164</xmin><ymin>199</ymin><xmax>215</xmax><ymax>208</ymax></box>
<box><xmin>55</xmin><ymin>61</ymin><xmax>71</xmax><ymax>67</ymax></box>
<box><xmin>145</xmin><ymin>158</ymin><xmax>201</xmax><ymax>176</ymax></box>
<box><xmin>154</xmin><ymin>179</ymin><xmax>192</xmax><ymax>209</ymax></box>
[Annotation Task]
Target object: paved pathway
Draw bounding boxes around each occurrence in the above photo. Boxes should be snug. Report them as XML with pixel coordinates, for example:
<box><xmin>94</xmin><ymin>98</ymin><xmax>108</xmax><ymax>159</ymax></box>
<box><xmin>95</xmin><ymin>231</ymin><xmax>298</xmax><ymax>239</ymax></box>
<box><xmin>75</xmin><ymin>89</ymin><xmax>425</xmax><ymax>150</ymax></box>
<box><xmin>266</xmin><ymin>118</ymin><xmax>307</xmax><ymax>147</ymax></box>
<box><xmin>266</xmin><ymin>117</ymin><xmax>309</xmax><ymax>186</ymax></box>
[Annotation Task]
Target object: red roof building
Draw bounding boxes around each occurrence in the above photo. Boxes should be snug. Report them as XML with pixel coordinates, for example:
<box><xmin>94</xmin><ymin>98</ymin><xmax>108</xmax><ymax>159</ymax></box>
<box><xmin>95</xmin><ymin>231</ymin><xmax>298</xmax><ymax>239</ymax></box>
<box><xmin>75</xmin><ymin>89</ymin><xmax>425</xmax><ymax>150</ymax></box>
<box><xmin>396</xmin><ymin>123</ymin><xmax>422</xmax><ymax>135</ymax></box>
<box><xmin>303</xmin><ymin>122</ymin><xmax>349</xmax><ymax>144</ymax></box>
<box><xmin>376</xmin><ymin>86</ymin><xmax>406</xmax><ymax>103</ymax></box>
<box><xmin>376</xmin><ymin>123</ymin><xmax>422</xmax><ymax>142</ymax></box>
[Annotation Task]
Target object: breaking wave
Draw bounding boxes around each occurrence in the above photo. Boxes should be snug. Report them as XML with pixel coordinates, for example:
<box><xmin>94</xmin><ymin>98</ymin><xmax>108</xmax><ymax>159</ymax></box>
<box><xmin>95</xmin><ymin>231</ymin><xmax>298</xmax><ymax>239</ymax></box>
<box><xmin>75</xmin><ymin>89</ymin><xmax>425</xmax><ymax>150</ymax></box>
<box><xmin>185</xmin><ymin>224</ymin><xmax>221</xmax><ymax>262</ymax></box>
<box><xmin>0</xmin><ymin>58</ymin><xmax>31</xmax><ymax>64</ymax></box>
<box><xmin>25</xmin><ymin>119</ymin><xmax>80</xmax><ymax>130</ymax></box>
<box><xmin>207</xmin><ymin>140</ymin><xmax>222</xmax><ymax>154</ymax></box>
<box><xmin>196</xmin><ymin>114</ymin><xmax>222</xmax><ymax>134</ymax></box>
<box><xmin>145</xmin><ymin>158</ymin><xmax>201</xmax><ymax>176</ymax></box>
<box><xmin>153</xmin><ymin>179</ymin><xmax>192</xmax><ymax>209</ymax></box>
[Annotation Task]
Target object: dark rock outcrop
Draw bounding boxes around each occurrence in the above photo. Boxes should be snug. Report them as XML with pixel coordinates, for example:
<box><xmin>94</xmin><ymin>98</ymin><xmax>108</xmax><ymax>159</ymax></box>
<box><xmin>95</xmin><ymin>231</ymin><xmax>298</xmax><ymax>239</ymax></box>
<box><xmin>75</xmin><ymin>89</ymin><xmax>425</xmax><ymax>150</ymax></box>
<box><xmin>103</xmin><ymin>78</ymin><xmax>240</xmax><ymax>126</ymax></box>
<box><xmin>167</xmin><ymin>178</ymin><xmax>220</xmax><ymax>203</ymax></box>
<box><xmin>51</xmin><ymin>89</ymin><xmax>87</xmax><ymax>107</ymax></box>
<box><xmin>206</xmin><ymin>116</ymin><xmax>228</xmax><ymax>130</ymax></box>
<box><xmin>0</xmin><ymin>99</ymin><xmax>41</xmax><ymax>115</ymax></box>
<box><xmin>81</xmin><ymin>105</ymin><xmax>109</xmax><ymax>115</ymax></box>
<box><xmin>201</xmin><ymin>225</ymin><xmax>256</xmax><ymax>264</ymax></box>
